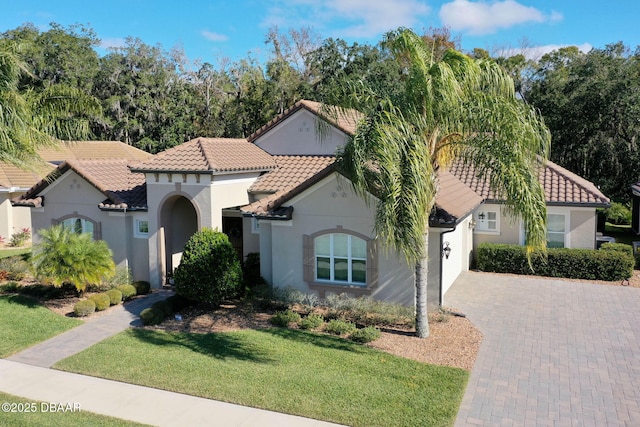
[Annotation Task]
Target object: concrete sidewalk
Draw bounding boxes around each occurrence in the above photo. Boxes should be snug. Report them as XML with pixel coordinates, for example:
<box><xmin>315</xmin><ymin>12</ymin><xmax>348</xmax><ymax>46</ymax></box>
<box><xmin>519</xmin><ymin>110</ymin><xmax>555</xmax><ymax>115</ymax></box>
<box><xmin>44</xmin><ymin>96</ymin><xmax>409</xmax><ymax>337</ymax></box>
<box><xmin>8</xmin><ymin>289</ymin><xmax>174</xmax><ymax>367</ymax></box>
<box><xmin>2</xmin><ymin>290</ymin><xmax>343</xmax><ymax>426</ymax></box>
<box><xmin>0</xmin><ymin>359</ymin><xmax>341</xmax><ymax>426</ymax></box>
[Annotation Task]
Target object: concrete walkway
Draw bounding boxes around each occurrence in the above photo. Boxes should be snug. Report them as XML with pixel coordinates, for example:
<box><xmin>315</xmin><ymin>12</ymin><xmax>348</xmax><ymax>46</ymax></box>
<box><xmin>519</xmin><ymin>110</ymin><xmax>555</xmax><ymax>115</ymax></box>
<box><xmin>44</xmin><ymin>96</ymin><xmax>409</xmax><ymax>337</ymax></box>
<box><xmin>2</xmin><ymin>291</ymin><xmax>342</xmax><ymax>427</ymax></box>
<box><xmin>446</xmin><ymin>271</ymin><xmax>640</xmax><ymax>427</ymax></box>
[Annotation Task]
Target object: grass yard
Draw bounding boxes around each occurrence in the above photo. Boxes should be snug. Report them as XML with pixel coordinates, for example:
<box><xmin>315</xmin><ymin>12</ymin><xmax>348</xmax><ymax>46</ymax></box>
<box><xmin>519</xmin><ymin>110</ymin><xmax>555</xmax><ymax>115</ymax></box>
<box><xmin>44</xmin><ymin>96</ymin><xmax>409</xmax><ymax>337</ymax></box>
<box><xmin>55</xmin><ymin>328</ymin><xmax>469</xmax><ymax>427</ymax></box>
<box><xmin>0</xmin><ymin>391</ymin><xmax>149</xmax><ymax>426</ymax></box>
<box><xmin>605</xmin><ymin>223</ymin><xmax>637</xmax><ymax>246</ymax></box>
<box><xmin>0</xmin><ymin>295</ymin><xmax>82</xmax><ymax>357</ymax></box>
<box><xmin>0</xmin><ymin>247</ymin><xmax>31</xmax><ymax>259</ymax></box>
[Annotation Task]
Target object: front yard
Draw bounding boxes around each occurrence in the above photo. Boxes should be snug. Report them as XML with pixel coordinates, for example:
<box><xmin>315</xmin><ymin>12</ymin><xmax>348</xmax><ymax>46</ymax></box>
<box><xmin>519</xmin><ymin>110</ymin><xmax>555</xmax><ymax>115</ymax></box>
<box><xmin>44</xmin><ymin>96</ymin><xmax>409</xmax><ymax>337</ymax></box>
<box><xmin>54</xmin><ymin>327</ymin><xmax>469</xmax><ymax>427</ymax></box>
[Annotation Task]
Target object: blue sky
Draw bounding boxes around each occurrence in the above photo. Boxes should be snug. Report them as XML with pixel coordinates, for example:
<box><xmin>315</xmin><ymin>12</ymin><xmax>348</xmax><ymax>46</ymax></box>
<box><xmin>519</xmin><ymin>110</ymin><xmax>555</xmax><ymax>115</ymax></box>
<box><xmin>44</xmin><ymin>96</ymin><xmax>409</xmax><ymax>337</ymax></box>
<box><xmin>2</xmin><ymin>0</ymin><xmax>638</xmax><ymax>64</ymax></box>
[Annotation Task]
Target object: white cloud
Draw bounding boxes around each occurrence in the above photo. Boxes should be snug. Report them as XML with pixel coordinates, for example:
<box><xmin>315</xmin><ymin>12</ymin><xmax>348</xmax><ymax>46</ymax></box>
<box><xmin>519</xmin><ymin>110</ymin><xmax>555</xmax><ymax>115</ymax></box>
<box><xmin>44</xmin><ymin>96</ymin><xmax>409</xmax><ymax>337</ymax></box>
<box><xmin>497</xmin><ymin>43</ymin><xmax>592</xmax><ymax>60</ymax></box>
<box><xmin>201</xmin><ymin>30</ymin><xmax>228</xmax><ymax>42</ymax></box>
<box><xmin>440</xmin><ymin>0</ymin><xmax>558</xmax><ymax>35</ymax></box>
<box><xmin>261</xmin><ymin>0</ymin><xmax>431</xmax><ymax>39</ymax></box>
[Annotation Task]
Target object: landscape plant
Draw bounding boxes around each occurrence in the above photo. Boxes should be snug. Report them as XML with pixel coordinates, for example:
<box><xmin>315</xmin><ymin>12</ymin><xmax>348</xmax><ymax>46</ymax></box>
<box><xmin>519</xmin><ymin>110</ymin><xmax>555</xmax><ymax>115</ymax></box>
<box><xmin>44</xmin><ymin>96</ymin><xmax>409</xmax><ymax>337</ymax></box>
<box><xmin>31</xmin><ymin>224</ymin><xmax>115</xmax><ymax>295</ymax></box>
<box><xmin>173</xmin><ymin>228</ymin><xmax>242</xmax><ymax>306</ymax></box>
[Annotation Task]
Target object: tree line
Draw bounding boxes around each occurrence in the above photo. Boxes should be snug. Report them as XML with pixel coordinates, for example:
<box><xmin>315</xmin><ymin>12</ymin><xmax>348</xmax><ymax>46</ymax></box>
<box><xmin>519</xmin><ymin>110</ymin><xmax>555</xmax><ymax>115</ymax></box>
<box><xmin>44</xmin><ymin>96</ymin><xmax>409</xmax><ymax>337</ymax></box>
<box><xmin>1</xmin><ymin>22</ymin><xmax>639</xmax><ymax>202</ymax></box>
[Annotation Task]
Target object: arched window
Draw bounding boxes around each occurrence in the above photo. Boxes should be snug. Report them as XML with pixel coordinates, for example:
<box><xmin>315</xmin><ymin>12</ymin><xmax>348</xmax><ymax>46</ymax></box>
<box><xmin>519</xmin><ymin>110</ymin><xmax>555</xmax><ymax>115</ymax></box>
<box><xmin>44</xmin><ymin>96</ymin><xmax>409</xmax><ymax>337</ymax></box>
<box><xmin>315</xmin><ymin>233</ymin><xmax>367</xmax><ymax>285</ymax></box>
<box><xmin>56</xmin><ymin>216</ymin><xmax>98</xmax><ymax>239</ymax></box>
<box><xmin>303</xmin><ymin>229</ymin><xmax>378</xmax><ymax>297</ymax></box>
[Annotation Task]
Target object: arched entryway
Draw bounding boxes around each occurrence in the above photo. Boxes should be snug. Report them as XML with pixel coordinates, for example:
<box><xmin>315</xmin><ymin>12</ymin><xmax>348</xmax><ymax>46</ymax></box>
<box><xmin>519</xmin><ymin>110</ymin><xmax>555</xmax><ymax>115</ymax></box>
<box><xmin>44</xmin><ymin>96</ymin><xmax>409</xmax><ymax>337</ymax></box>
<box><xmin>159</xmin><ymin>195</ymin><xmax>198</xmax><ymax>278</ymax></box>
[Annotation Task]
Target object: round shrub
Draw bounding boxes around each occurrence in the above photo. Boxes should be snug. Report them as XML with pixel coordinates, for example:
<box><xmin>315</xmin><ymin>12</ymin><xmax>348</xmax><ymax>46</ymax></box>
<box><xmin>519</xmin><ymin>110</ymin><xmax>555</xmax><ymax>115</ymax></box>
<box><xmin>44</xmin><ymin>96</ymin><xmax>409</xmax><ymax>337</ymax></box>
<box><xmin>270</xmin><ymin>309</ymin><xmax>301</xmax><ymax>327</ymax></box>
<box><xmin>89</xmin><ymin>293</ymin><xmax>111</xmax><ymax>311</ymax></box>
<box><xmin>74</xmin><ymin>299</ymin><xmax>96</xmax><ymax>317</ymax></box>
<box><xmin>604</xmin><ymin>202</ymin><xmax>632</xmax><ymax>225</ymax></box>
<box><xmin>117</xmin><ymin>284</ymin><xmax>137</xmax><ymax>300</ymax></box>
<box><xmin>152</xmin><ymin>300</ymin><xmax>173</xmax><ymax>317</ymax></box>
<box><xmin>105</xmin><ymin>289</ymin><xmax>123</xmax><ymax>305</ymax></box>
<box><xmin>140</xmin><ymin>307</ymin><xmax>164</xmax><ymax>325</ymax></box>
<box><xmin>324</xmin><ymin>319</ymin><xmax>357</xmax><ymax>335</ymax></box>
<box><xmin>173</xmin><ymin>228</ymin><xmax>242</xmax><ymax>306</ymax></box>
<box><xmin>298</xmin><ymin>313</ymin><xmax>324</xmax><ymax>330</ymax></box>
<box><xmin>133</xmin><ymin>280</ymin><xmax>151</xmax><ymax>295</ymax></box>
<box><xmin>349</xmin><ymin>326</ymin><xmax>382</xmax><ymax>343</ymax></box>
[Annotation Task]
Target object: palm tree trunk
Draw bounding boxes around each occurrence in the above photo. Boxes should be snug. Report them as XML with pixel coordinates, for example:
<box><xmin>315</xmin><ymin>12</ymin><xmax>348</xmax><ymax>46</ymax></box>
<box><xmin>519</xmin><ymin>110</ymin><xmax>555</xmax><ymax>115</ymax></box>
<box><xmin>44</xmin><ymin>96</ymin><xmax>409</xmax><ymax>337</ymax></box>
<box><xmin>415</xmin><ymin>232</ymin><xmax>430</xmax><ymax>338</ymax></box>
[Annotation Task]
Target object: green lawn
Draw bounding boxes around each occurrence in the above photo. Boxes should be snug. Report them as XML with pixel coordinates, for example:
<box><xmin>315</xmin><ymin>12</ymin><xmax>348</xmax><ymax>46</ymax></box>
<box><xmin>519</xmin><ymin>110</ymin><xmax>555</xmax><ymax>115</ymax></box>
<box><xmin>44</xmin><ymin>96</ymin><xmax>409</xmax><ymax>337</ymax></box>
<box><xmin>55</xmin><ymin>328</ymin><xmax>469</xmax><ymax>427</ymax></box>
<box><xmin>0</xmin><ymin>391</ymin><xmax>149</xmax><ymax>426</ymax></box>
<box><xmin>0</xmin><ymin>247</ymin><xmax>31</xmax><ymax>259</ymax></box>
<box><xmin>0</xmin><ymin>295</ymin><xmax>82</xmax><ymax>357</ymax></box>
<box><xmin>605</xmin><ymin>223</ymin><xmax>637</xmax><ymax>246</ymax></box>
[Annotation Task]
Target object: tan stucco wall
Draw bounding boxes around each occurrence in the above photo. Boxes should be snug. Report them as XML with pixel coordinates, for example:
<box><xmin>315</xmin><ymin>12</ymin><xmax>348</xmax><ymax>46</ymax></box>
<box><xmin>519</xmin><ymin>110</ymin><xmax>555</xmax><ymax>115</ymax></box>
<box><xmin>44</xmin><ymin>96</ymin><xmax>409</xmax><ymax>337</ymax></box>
<box><xmin>472</xmin><ymin>203</ymin><xmax>599</xmax><ymax>251</ymax></box>
<box><xmin>253</xmin><ymin>109</ymin><xmax>347</xmax><ymax>156</ymax></box>
<box><xmin>263</xmin><ymin>173</ymin><xmax>416</xmax><ymax>306</ymax></box>
<box><xmin>0</xmin><ymin>192</ymin><xmax>31</xmax><ymax>242</ymax></box>
<box><xmin>29</xmin><ymin>170</ymin><xmax>148</xmax><ymax>281</ymax></box>
<box><xmin>145</xmin><ymin>172</ymin><xmax>260</xmax><ymax>288</ymax></box>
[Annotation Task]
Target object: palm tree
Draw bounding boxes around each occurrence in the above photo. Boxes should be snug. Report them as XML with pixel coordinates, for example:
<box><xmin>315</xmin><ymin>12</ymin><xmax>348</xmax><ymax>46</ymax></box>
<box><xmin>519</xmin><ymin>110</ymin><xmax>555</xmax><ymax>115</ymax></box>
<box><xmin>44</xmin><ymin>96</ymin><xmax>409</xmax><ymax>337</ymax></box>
<box><xmin>334</xmin><ymin>28</ymin><xmax>550</xmax><ymax>338</ymax></box>
<box><xmin>0</xmin><ymin>43</ymin><xmax>100</xmax><ymax>167</ymax></box>
<box><xmin>32</xmin><ymin>225</ymin><xmax>115</xmax><ymax>295</ymax></box>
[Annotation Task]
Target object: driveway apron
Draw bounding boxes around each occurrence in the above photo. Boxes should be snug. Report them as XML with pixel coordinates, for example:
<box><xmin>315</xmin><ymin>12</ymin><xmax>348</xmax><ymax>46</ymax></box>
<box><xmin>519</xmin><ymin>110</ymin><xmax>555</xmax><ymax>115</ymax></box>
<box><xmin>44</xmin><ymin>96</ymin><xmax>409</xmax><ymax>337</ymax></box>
<box><xmin>446</xmin><ymin>271</ymin><xmax>640</xmax><ymax>427</ymax></box>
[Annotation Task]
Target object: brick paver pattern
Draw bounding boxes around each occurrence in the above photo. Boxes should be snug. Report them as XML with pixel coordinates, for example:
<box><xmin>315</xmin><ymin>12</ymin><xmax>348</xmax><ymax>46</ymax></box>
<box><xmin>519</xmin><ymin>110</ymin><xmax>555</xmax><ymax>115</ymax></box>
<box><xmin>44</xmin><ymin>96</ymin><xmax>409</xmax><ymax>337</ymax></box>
<box><xmin>446</xmin><ymin>271</ymin><xmax>640</xmax><ymax>427</ymax></box>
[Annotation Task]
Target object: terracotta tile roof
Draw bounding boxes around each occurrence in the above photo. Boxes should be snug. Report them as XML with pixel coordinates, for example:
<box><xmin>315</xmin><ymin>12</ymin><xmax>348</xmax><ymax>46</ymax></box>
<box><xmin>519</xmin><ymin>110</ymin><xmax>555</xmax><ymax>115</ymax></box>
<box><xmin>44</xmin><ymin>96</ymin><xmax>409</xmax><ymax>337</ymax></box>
<box><xmin>449</xmin><ymin>159</ymin><xmax>609</xmax><ymax>206</ymax></box>
<box><xmin>14</xmin><ymin>159</ymin><xmax>147</xmax><ymax>211</ymax></box>
<box><xmin>249</xmin><ymin>155</ymin><xmax>335</xmax><ymax>194</ymax></box>
<box><xmin>433</xmin><ymin>169</ymin><xmax>484</xmax><ymax>225</ymax></box>
<box><xmin>0</xmin><ymin>162</ymin><xmax>54</xmax><ymax>190</ymax></box>
<box><xmin>242</xmin><ymin>158</ymin><xmax>337</xmax><ymax>219</ymax></box>
<box><xmin>131</xmin><ymin>137</ymin><xmax>276</xmax><ymax>173</ymax></box>
<box><xmin>38</xmin><ymin>141</ymin><xmax>153</xmax><ymax>163</ymax></box>
<box><xmin>248</xmin><ymin>100</ymin><xmax>362</xmax><ymax>142</ymax></box>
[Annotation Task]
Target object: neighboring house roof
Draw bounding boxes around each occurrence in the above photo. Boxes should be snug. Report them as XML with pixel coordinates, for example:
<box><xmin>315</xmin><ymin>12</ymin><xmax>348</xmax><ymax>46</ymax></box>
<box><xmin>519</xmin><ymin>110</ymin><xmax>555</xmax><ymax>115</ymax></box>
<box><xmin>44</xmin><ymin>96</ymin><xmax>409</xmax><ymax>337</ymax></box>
<box><xmin>131</xmin><ymin>137</ymin><xmax>276</xmax><ymax>174</ymax></box>
<box><xmin>432</xmin><ymin>169</ymin><xmax>484</xmax><ymax>226</ymax></box>
<box><xmin>0</xmin><ymin>162</ymin><xmax>54</xmax><ymax>191</ymax></box>
<box><xmin>449</xmin><ymin>160</ymin><xmax>610</xmax><ymax>207</ymax></box>
<box><xmin>14</xmin><ymin>159</ymin><xmax>147</xmax><ymax>211</ymax></box>
<box><xmin>248</xmin><ymin>100</ymin><xmax>362</xmax><ymax>142</ymax></box>
<box><xmin>0</xmin><ymin>141</ymin><xmax>152</xmax><ymax>192</ymax></box>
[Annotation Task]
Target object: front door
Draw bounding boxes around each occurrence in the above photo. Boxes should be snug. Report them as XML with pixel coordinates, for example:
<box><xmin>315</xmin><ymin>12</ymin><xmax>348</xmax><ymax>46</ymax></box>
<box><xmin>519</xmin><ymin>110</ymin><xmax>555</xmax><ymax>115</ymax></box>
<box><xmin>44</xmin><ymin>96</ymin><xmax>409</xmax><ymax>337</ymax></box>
<box><xmin>222</xmin><ymin>216</ymin><xmax>243</xmax><ymax>261</ymax></box>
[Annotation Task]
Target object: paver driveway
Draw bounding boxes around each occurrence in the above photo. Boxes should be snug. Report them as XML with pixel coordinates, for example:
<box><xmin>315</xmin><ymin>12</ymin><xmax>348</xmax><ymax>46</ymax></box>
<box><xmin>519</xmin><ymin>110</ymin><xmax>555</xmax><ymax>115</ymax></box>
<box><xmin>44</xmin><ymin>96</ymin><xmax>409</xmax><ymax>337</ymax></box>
<box><xmin>446</xmin><ymin>271</ymin><xmax>640</xmax><ymax>427</ymax></box>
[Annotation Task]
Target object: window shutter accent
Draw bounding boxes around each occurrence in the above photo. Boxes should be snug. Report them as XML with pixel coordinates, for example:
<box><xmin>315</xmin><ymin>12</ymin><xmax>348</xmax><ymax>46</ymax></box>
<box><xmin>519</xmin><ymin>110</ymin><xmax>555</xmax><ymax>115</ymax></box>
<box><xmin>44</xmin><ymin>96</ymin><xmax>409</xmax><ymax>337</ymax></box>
<box><xmin>303</xmin><ymin>234</ymin><xmax>313</xmax><ymax>282</ymax></box>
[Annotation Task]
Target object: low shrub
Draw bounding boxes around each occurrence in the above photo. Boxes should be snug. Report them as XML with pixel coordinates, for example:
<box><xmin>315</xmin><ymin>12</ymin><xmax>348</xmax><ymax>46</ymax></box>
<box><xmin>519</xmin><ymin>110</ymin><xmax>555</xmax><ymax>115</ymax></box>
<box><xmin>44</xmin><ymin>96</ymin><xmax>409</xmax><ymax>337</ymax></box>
<box><xmin>476</xmin><ymin>243</ymin><xmax>634</xmax><ymax>281</ymax></box>
<box><xmin>92</xmin><ymin>266</ymin><xmax>133</xmax><ymax>292</ymax></box>
<box><xmin>117</xmin><ymin>284</ymin><xmax>137</xmax><ymax>300</ymax></box>
<box><xmin>323</xmin><ymin>294</ymin><xmax>414</xmax><ymax>327</ymax></box>
<box><xmin>89</xmin><ymin>293</ymin><xmax>111</xmax><ymax>311</ymax></box>
<box><xmin>349</xmin><ymin>326</ymin><xmax>381</xmax><ymax>343</ymax></box>
<box><xmin>0</xmin><ymin>256</ymin><xmax>30</xmax><ymax>281</ymax></box>
<box><xmin>324</xmin><ymin>319</ymin><xmax>357</xmax><ymax>335</ymax></box>
<box><xmin>270</xmin><ymin>309</ymin><xmax>301</xmax><ymax>327</ymax></box>
<box><xmin>140</xmin><ymin>307</ymin><xmax>164</xmax><ymax>325</ymax></box>
<box><xmin>242</xmin><ymin>252</ymin><xmax>267</xmax><ymax>292</ymax></box>
<box><xmin>9</xmin><ymin>228</ymin><xmax>31</xmax><ymax>247</ymax></box>
<box><xmin>105</xmin><ymin>289</ymin><xmax>123</xmax><ymax>305</ymax></box>
<box><xmin>133</xmin><ymin>280</ymin><xmax>151</xmax><ymax>295</ymax></box>
<box><xmin>298</xmin><ymin>313</ymin><xmax>324</xmax><ymax>330</ymax></box>
<box><xmin>152</xmin><ymin>300</ymin><xmax>173</xmax><ymax>317</ymax></box>
<box><xmin>74</xmin><ymin>299</ymin><xmax>96</xmax><ymax>317</ymax></box>
<box><xmin>165</xmin><ymin>294</ymin><xmax>192</xmax><ymax>312</ymax></box>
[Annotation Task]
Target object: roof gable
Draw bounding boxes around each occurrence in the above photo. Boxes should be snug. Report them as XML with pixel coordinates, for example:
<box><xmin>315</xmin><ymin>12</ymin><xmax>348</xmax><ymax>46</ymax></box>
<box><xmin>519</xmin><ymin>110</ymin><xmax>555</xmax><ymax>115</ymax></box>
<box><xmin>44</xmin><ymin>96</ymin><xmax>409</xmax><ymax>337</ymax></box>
<box><xmin>15</xmin><ymin>159</ymin><xmax>147</xmax><ymax>211</ymax></box>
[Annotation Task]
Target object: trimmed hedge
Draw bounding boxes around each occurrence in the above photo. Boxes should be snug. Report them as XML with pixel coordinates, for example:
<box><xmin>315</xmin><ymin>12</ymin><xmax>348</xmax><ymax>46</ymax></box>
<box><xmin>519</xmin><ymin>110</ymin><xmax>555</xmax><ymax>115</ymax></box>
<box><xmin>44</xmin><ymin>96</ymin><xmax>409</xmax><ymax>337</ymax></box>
<box><xmin>140</xmin><ymin>295</ymin><xmax>193</xmax><ymax>326</ymax></box>
<box><xmin>105</xmin><ymin>289</ymin><xmax>123</xmax><ymax>305</ymax></box>
<box><xmin>477</xmin><ymin>243</ymin><xmax>634</xmax><ymax>281</ymax></box>
<box><xmin>133</xmin><ymin>281</ymin><xmax>151</xmax><ymax>295</ymax></box>
<box><xmin>89</xmin><ymin>293</ymin><xmax>111</xmax><ymax>311</ymax></box>
<box><xmin>73</xmin><ymin>299</ymin><xmax>96</xmax><ymax>317</ymax></box>
<box><xmin>117</xmin><ymin>284</ymin><xmax>137</xmax><ymax>300</ymax></box>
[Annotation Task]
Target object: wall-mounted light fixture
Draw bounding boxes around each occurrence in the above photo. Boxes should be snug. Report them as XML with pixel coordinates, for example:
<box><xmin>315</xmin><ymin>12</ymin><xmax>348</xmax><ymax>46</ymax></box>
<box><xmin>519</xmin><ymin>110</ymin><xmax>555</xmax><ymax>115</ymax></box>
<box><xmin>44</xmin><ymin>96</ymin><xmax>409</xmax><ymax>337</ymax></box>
<box><xmin>469</xmin><ymin>219</ymin><xmax>477</xmax><ymax>229</ymax></box>
<box><xmin>442</xmin><ymin>241</ymin><xmax>451</xmax><ymax>259</ymax></box>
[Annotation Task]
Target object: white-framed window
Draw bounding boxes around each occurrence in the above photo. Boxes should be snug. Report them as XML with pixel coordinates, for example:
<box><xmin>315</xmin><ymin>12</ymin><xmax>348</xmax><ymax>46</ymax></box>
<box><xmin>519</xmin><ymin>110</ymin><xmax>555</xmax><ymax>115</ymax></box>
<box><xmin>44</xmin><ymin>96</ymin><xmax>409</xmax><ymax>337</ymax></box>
<box><xmin>61</xmin><ymin>217</ymin><xmax>94</xmax><ymax>237</ymax></box>
<box><xmin>134</xmin><ymin>218</ymin><xmax>149</xmax><ymax>238</ymax></box>
<box><xmin>475</xmin><ymin>210</ymin><xmax>499</xmax><ymax>233</ymax></box>
<box><xmin>547</xmin><ymin>213</ymin><xmax>566</xmax><ymax>248</ymax></box>
<box><xmin>315</xmin><ymin>233</ymin><xmax>367</xmax><ymax>285</ymax></box>
<box><xmin>251</xmin><ymin>218</ymin><xmax>260</xmax><ymax>234</ymax></box>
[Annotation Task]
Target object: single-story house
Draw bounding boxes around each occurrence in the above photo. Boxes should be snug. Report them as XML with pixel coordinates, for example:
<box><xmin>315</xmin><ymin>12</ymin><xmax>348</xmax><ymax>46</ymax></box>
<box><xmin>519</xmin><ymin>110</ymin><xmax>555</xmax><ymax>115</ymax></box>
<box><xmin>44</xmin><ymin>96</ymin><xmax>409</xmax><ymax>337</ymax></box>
<box><xmin>15</xmin><ymin>100</ymin><xmax>610</xmax><ymax>307</ymax></box>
